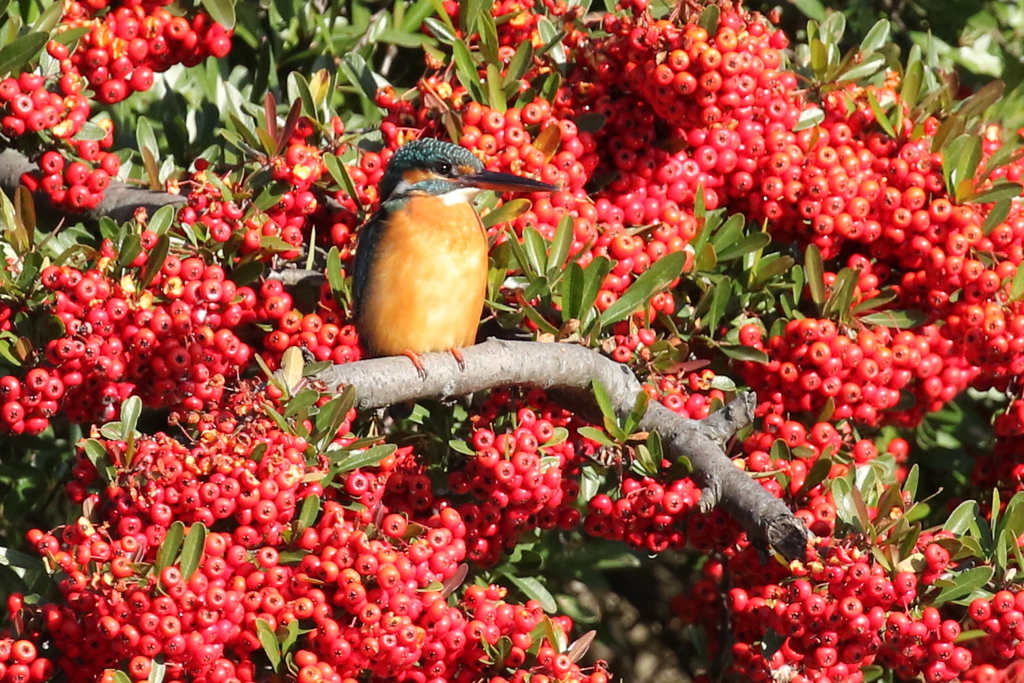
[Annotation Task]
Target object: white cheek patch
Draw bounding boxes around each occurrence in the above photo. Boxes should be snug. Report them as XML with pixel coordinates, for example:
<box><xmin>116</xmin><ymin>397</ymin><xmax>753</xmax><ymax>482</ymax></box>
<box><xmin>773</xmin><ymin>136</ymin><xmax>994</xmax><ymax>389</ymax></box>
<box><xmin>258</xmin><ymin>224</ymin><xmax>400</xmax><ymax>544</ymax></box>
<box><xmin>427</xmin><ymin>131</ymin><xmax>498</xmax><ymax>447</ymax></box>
<box><xmin>439</xmin><ymin>186</ymin><xmax>481</xmax><ymax>206</ymax></box>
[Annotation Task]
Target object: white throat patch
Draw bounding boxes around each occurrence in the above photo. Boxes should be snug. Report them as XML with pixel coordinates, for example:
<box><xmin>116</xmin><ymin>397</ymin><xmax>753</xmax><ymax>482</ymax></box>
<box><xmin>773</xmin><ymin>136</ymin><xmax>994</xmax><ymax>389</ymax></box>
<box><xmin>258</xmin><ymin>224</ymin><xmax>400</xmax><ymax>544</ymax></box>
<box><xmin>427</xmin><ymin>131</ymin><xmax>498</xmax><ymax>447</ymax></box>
<box><xmin>439</xmin><ymin>186</ymin><xmax>481</xmax><ymax>206</ymax></box>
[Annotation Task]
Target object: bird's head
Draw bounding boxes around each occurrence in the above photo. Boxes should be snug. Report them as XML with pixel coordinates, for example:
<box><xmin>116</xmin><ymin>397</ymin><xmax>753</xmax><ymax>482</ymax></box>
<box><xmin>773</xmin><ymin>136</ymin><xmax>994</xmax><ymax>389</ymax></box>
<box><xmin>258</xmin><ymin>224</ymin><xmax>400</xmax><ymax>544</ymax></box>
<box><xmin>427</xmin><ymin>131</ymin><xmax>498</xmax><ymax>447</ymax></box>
<box><xmin>378</xmin><ymin>138</ymin><xmax>557</xmax><ymax>203</ymax></box>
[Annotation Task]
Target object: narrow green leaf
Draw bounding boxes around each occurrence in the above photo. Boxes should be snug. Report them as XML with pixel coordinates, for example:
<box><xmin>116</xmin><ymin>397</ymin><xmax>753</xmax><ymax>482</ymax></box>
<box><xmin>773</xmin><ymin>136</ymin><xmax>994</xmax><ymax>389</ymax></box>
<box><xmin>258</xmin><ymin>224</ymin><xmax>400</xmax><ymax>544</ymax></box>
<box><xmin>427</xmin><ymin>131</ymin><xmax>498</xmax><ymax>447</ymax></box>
<box><xmin>902</xmin><ymin>60</ymin><xmax>924</xmax><ymax>110</ymax></box>
<box><xmin>591</xmin><ymin>379</ymin><xmax>617</xmax><ymax>426</ymax></box>
<box><xmin>858</xmin><ymin>310</ymin><xmax>927</xmax><ymax>328</ymax></box>
<box><xmin>452</xmin><ymin>39</ymin><xmax>483</xmax><ymax>103</ymax></box>
<box><xmin>482</xmin><ymin>198</ymin><xmax>531</xmax><ymax>228</ymax></box>
<box><xmin>970</xmin><ymin>182</ymin><xmax>1022</xmax><ymax>205</ymax></box>
<box><xmin>522</xmin><ymin>226</ymin><xmax>548</xmax><ymax>276</ymax></box>
<box><xmin>547</xmin><ymin>214</ymin><xmax>574</xmax><ymax>277</ymax></box>
<box><xmin>156</xmin><ymin>521</ymin><xmax>186</xmax><ymax>572</ymax></box>
<box><xmin>601</xmin><ymin>251</ymin><xmax>685</xmax><ymax>325</ymax></box>
<box><xmin>704</xmin><ymin>275</ymin><xmax>732</xmax><ymax>337</ymax></box>
<box><xmin>932</xmin><ymin>566</ymin><xmax>994</xmax><ymax>605</ymax></box>
<box><xmin>179</xmin><ymin>523</ymin><xmax>207</xmax><ymax>581</ymax></box>
<box><xmin>866</xmin><ymin>89</ymin><xmax>896</xmax><ymax>138</ymax></box>
<box><xmin>716</xmin><ymin>232</ymin><xmax>771</xmax><ymax>262</ymax></box>
<box><xmin>1010</xmin><ymin>264</ymin><xmax>1024</xmax><ymax>302</ymax></box>
<box><xmin>859</xmin><ymin>19</ymin><xmax>890</xmax><ymax>54</ymax></box>
<box><xmin>958</xmin><ymin>80</ymin><xmax>1004</xmax><ymax>120</ymax></box>
<box><xmin>719</xmin><ymin>344</ymin><xmax>769</xmax><ymax>363</ymax></box>
<box><xmin>118</xmin><ymin>396</ymin><xmax>142</xmax><ymax>441</ymax></box>
<box><xmin>296</xmin><ymin>495</ymin><xmax>320</xmax><ymax>533</ymax></box>
<box><xmin>503</xmin><ymin>573</ymin><xmax>558</xmax><ymax>613</ymax></box>
<box><xmin>324</xmin><ymin>153</ymin><xmax>363</xmax><ymax>214</ymax></box>
<box><xmin>506</xmin><ymin>41</ymin><xmax>534</xmax><ymax>84</ymax></box>
<box><xmin>337</xmin><ymin>444</ymin><xmax>398</xmax><ymax>473</ymax></box>
<box><xmin>0</xmin><ymin>33</ymin><xmax>48</xmax><ymax>78</ymax></box>
<box><xmin>943</xmin><ymin>500</ymin><xmax>979</xmax><ymax>537</ymax></box>
<box><xmin>257</xmin><ymin>618</ymin><xmax>282</xmax><ymax>670</ymax></box>
<box><xmin>577</xmin><ymin>426</ymin><xmax>616</xmax><ymax>448</ymax></box>
<box><xmin>805</xmin><ymin>244</ymin><xmax>826</xmax><ymax>306</ymax></box>
<box><xmin>486</xmin><ymin>63</ymin><xmax>506</xmax><ymax>113</ymax></box>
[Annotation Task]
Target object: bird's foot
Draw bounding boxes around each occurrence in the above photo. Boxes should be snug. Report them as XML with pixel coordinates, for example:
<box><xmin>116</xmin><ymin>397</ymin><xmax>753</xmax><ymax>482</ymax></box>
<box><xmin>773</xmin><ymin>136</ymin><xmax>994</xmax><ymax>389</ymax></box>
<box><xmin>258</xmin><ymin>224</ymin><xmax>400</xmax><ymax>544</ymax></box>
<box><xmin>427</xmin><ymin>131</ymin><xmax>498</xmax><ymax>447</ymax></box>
<box><xmin>402</xmin><ymin>350</ymin><xmax>428</xmax><ymax>380</ymax></box>
<box><xmin>449</xmin><ymin>347</ymin><xmax>466</xmax><ymax>372</ymax></box>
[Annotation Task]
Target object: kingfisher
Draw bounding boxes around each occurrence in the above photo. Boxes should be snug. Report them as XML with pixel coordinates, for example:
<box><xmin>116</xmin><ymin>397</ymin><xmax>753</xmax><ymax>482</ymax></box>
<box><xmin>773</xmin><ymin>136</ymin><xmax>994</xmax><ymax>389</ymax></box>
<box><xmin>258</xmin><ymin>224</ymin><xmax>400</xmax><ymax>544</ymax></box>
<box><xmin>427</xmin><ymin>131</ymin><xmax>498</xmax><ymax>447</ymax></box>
<box><xmin>353</xmin><ymin>138</ymin><xmax>558</xmax><ymax>376</ymax></box>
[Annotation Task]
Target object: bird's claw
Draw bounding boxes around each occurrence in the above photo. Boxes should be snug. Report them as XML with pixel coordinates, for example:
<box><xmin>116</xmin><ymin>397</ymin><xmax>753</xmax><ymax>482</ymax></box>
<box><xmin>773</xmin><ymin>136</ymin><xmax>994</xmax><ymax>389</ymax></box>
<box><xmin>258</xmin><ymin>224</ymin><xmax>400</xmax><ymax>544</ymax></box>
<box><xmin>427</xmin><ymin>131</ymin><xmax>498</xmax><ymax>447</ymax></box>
<box><xmin>402</xmin><ymin>350</ymin><xmax>428</xmax><ymax>380</ymax></box>
<box><xmin>450</xmin><ymin>347</ymin><xmax>466</xmax><ymax>372</ymax></box>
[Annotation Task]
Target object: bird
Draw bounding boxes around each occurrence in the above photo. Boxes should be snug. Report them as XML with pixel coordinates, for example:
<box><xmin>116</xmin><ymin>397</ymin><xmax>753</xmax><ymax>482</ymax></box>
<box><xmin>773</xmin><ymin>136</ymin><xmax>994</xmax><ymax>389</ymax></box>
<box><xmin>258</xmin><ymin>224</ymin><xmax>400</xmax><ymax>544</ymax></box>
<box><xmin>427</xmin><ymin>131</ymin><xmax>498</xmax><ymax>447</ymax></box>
<box><xmin>352</xmin><ymin>137</ymin><xmax>558</xmax><ymax>377</ymax></box>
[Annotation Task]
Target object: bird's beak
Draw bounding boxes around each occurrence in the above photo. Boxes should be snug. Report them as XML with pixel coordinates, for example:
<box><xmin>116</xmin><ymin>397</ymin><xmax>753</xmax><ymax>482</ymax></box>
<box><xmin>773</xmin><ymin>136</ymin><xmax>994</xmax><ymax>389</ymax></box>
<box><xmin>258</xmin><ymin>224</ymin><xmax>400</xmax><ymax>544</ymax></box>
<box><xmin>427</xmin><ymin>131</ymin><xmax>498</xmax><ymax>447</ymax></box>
<box><xmin>460</xmin><ymin>170</ymin><xmax>559</xmax><ymax>194</ymax></box>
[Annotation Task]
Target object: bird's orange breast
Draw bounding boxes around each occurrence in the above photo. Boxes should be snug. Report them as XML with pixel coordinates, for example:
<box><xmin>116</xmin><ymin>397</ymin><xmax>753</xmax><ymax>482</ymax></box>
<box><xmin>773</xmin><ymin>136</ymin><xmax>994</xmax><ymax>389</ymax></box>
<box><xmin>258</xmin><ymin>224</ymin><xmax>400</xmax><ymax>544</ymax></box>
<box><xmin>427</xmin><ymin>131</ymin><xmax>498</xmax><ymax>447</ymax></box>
<box><xmin>359</xmin><ymin>195</ymin><xmax>489</xmax><ymax>357</ymax></box>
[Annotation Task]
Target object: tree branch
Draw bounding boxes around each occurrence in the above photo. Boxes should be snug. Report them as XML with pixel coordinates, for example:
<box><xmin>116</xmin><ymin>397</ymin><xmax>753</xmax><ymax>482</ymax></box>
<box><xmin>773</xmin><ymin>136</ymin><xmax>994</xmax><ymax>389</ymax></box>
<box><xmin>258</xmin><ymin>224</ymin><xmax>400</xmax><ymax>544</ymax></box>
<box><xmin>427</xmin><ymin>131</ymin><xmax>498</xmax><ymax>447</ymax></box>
<box><xmin>0</xmin><ymin>148</ymin><xmax>184</xmax><ymax>224</ymax></box>
<box><xmin>314</xmin><ymin>339</ymin><xmax>810</xmax><ymax>561</ymax></box>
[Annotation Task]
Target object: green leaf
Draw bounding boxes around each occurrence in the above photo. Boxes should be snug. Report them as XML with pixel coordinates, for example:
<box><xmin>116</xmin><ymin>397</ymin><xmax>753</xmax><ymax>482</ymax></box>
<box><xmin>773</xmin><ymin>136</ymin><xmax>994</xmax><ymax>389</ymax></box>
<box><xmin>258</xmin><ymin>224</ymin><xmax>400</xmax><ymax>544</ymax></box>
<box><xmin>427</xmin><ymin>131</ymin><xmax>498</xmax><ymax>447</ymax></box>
<box><xmin>336</xmin><ymin>444</ymin><xmax>398</xmax><ymax>473</ymax></box>
<box><xmin>506</xmin><ymin>41</ymin><xmax>534</xmax><ymax>84</ymax></box>
<box><xmin>932</xmin><ymin>566</ymin><xmax>994</xmax><ymax>605</ymax></box>
<box><xmin>997</xmin><ymin>491</ymin><xmax>1024</xmax><ymax>538</ymax></box>
<box><xmin>716</xmin><ymin>232</ymin><xmax>770</xmax><ymax>262</ymax></box>
<box><xmin>547</xmin><ymin>214</ymin><xmax>574</xmax><ymax>277</ymax></box>
<box><xmin>591</xmin><ymin>379</ymin><xmax>617</xmax><ymax>427</ymax></box>
<box><xmin>503</xmin><ymin>573</ymin><xmax>557</xmax><ymax>613</ymax></box>
<box><xmin>981</xmin><ymin>198</ymin><xmax>1012</xmax><ymax>236</ymax></box>
<box><xmin>859</xmin><ymin>19</ymin><xmax>890</xmax><ymax>54</ymax></box>
<box><xmin>601</xmin><ymin>251</ymin><xmax>685</xmax><ymax>325</ymax></box>
<box><xmin>156</xmin><ymin>521</ymin><xmax>185</xmax><ymax>572</ymax></box>
<box><xmin>452</xmin><ymin>39</ymin><xmax>483</xmax><ymax>103</ymax></box>
<box><xmin>901</xmin><ymin>60</ymin><xmax>924</xmax><ymax>110</ymax></box>
<box><xmin>704</xmin><ymin>275</ymin><xmax>732</xmax><ymax>336</ymax></box>
<box><xmin>201</xmin><ymin>0</ymin><xmax>236</xmax><ymax>29</ymax></box>
<box><xmin>943</xmin><ymin>500</ymin><xmax>979</xmax><ymax>537</ymax></box>
<box><xmin>970</xmin><ymin>181</ymin><xmax>1022</xmax><ymax>204</ymax></box>
<box><xmin>257</xmin><ymin>618</ymin><xmax>282</xmax><ymax>670</ymax></box>
<box><xmin>1011</xmin><ymin>264</ymin><xmax>1024</xmax><ymax>302</ymax></box>
<box><xmin>296</xmin><ymin>495</ymin><xmax>320</xmax><ymax>533</ymax></box>
<box><xmin>793</xmin><ymin>106</ymin><xmax>824</xmax><ymax>132</ymax></box>
<box><xmin>0</xmin><ymin>33</ymin><xmax>48</xmax><ymax>78</ymax></box>
<box><xmin>148</xmin><ymin>659</ymin><xmax>166</xmax><ymax>683</ymax></box>
<box><xmin>118</xmin><ymin>395</ymin><xmax>142</xmax><ymax>440</ymax></box>
<box><xmin>805</xmin><ymin>244</ymin><xmax>826</xmax><ymax>307</ymax></box>
<box><xmin>83</xmin><ymin>439</ymin><xmax>113</xmax><ymax>483</ymax></box>
<box><xmin>577</xmin><ymin>426</ymin><xmax>616</xmax><ymax>448</ymax></box>
<box><xmin>136</xmin><ymin>117</ymin><xmax>159</xmax><ymax>165</ymax></box>
<box><xmin>866</xmin><ymin>88</ymin><xmax>896</xmax><ymax>138</ymax></box>
<box><xmin>0</xmin><ymin>546</ymin><xmax>44</xmax><ymax>571</ymax></box>
<box><xmin>858</xmin><ymin>310</ymin><xmax>927</xmax><ymax>328</ymax></box>
<box><xmin>326</xmin><ymin>246</ymin><xmax>347</xmax><ymax>310</ymax></box>
<box><xmin>323</xmin><ymin>154</ymin><xmax>363</xmax><ymax>214</ymax></box>
<box><xmin>522</xmin><ymin>226</ymin><xmax>549</xmax><ymax>277</ymax></box>
<box><xmin>696</xmin><ymin>4</ymin><xmax>720</xmax><ymax>34</ymax></box>
<box><xmin>486</xmin><ymin>63</ymin><xmax>506</xmax><ymax>113</ymax></box>
<box><xmin>71</xmin><ymin>121</ymin><xmax>107</xmax><ymax>142</ymax></box>
<box><xmin>958</xmin><ymin>80</ymin><xmax>1004</xmax><ymax>120</ymax></box>
<box><xmin>719</xmin><ymin>344</ymin><xmax>769</xmax><ymax>363</ymax></box>
<box><xmin>108</xmin><ymin>671</ymin><xmax>132</xmax><ymax>683</ymax></box>
<box><xmin>792</xmin><ymin>0</ymin><xmax>826</xmax><ymax>20</ymax></box>
<box><xmin>482</xmin><ymin>198</ymin><xmax>531</xmax><ymax>229</ymax></box>
<box><xmin>179</xmin><ymin>523</ymin><xmax>207</xmax><ymax>581</ymax></box>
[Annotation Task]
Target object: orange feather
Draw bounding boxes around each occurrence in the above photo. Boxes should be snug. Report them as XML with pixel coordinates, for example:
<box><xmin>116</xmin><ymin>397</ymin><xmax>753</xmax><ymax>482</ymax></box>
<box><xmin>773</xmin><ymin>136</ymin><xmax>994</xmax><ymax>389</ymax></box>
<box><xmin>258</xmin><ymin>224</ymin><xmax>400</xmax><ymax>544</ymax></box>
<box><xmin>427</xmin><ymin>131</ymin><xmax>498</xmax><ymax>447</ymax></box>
<box><xmin>358</xmin><ymin>194</ymin><xmax>489</xmax><ymax>357</ymax></box>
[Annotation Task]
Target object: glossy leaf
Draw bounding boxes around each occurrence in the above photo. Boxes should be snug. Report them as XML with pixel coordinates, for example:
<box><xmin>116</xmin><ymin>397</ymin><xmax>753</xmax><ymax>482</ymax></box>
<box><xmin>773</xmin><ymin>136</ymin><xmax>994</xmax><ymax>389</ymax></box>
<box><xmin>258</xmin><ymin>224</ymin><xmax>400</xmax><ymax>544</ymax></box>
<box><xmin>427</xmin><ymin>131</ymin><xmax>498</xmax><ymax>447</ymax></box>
<box><xmin>601</xmin><ymin>251</ymin><xmax>685</xmax><ymax>325</ymax></box>
<box><xmin>156</xmin><ymin>521</ymin><xmax>185</xmax><ymax>572</ymax></box>
<box><xmin>503</xmin><ymin>573</ymin><xmax>557</xmax><ymax>613</ymax></box>
<box><xmin>179</xmin><ymin>523</ymin><xmax>207</xmax><ymax>581</ymax></box>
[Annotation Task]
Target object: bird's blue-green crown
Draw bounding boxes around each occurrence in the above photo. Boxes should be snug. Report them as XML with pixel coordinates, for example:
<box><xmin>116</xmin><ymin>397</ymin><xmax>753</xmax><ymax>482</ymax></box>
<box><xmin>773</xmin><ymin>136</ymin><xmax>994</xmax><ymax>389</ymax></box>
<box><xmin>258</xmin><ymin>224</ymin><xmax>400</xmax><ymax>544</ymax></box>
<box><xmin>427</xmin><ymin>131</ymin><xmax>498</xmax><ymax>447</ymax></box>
<box><xmin>378</xmin><ymin>138</ymin><xmax>483</xmax><ymax>200</ymax></box>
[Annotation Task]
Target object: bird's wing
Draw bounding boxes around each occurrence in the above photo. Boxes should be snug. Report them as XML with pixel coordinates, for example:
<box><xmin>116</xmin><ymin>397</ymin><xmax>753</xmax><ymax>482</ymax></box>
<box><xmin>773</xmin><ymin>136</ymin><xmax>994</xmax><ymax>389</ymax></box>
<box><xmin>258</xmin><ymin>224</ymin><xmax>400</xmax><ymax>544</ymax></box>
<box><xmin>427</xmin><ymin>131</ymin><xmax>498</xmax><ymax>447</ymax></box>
<box><xmin>351</xmin><ymin>206</ymin><xmax>389</xmax><ymax>316</ymax></box>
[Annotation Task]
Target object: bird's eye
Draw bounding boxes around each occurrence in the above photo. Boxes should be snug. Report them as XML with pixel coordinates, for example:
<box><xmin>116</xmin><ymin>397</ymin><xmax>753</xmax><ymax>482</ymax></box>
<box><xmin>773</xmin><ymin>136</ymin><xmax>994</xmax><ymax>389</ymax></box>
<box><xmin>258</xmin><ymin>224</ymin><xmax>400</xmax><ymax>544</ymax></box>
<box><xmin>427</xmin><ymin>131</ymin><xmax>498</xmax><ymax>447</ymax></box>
<box><xmin>434</xmin><ymin>161</ymin><xmax>453</xmax><ymax>176</ymax></box>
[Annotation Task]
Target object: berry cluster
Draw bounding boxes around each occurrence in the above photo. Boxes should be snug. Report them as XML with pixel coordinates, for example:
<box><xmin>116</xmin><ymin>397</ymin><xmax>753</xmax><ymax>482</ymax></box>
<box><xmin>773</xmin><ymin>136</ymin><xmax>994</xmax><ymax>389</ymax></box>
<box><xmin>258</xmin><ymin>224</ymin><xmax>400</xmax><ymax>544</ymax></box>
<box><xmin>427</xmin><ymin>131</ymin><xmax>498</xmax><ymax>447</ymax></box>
<box><xmin>15</xmin><ymin>384</ymin><xmax>609</xmax><ymax>683</ymax></box>
<box><xmin>737</xmin><ymin>316</ymin><xmax>975</xmax><ymax>426</ymax></box>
